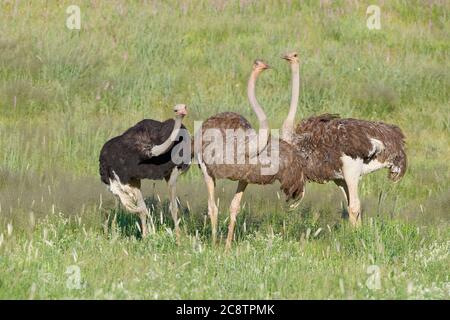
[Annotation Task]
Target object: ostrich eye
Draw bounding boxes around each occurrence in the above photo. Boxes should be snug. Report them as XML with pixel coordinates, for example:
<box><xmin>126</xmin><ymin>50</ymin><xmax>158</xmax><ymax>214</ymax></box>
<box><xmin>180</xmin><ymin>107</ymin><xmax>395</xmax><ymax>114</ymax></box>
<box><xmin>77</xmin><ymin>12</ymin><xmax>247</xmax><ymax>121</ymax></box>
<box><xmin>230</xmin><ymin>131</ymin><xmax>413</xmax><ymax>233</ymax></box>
<box><xmin>294</xmin><ymin>54</ymin><xmax>298</xmax><ymax>57</ymax></box>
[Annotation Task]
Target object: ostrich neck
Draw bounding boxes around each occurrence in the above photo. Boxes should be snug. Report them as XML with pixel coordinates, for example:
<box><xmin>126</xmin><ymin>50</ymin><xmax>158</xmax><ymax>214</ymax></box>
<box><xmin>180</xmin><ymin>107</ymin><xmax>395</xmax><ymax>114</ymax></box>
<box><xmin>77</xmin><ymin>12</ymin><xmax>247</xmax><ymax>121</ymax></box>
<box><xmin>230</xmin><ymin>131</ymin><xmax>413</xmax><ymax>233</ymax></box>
<box><xmin>150</xmin><ymin>116</ymin><xmax>183</xmax><ymax>156</ymax></box>
<box><xmin>281</xmin><ymin>63</ymin><xmax>299</xmax><ymax>144</ymax></box>
<box><xmin>247</xmin><ymin>70</ymin><xmax>269</xmax><ymax>158</ymax></box>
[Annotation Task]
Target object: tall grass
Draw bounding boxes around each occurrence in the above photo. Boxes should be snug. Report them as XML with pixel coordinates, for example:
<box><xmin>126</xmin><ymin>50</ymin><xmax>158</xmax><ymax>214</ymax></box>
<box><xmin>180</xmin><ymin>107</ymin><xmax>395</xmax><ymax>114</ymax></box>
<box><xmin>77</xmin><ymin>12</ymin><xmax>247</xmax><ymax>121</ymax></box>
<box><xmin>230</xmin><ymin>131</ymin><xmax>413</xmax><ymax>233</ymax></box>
<box><xmin>0</xmin><ymin>1</ymin><xmax>449</xmax><ymax>299</ymax></box>
<box><xmin>0</xmin><ymin>211</ymin><xmax>448</xmax><ymax>299</ymax></box>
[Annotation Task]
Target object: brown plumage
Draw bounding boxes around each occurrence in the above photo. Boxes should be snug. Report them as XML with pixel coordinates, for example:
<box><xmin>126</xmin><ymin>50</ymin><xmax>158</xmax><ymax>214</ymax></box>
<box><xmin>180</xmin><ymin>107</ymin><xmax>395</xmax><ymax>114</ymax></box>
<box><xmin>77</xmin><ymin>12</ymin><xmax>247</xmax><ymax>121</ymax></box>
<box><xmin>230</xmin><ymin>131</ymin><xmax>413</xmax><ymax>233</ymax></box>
<box><xmin>293</xmin><ymin>114</ymin><xmax>407</xmax><ymax>183</ymax></box>
<box><xmin>199</xmin><ymin>112</ymin><xmax>305</xmax><ymax>200</ymax></box>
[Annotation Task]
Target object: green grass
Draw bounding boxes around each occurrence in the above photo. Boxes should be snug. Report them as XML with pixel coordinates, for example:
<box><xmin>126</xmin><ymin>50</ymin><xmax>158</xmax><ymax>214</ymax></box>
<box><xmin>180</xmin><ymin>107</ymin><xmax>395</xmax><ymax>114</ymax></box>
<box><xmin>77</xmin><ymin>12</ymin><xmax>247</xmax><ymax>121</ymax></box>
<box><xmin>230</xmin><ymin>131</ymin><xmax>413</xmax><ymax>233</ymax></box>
<box><xmin>0</xmin><ymin>1</ymin><xmax>449</xmax><ymax>299</ymax></box>
<box><xmin>0</xmin><ymin>212</ymin><xmax>448</xmax><ymax>299</ymax></box>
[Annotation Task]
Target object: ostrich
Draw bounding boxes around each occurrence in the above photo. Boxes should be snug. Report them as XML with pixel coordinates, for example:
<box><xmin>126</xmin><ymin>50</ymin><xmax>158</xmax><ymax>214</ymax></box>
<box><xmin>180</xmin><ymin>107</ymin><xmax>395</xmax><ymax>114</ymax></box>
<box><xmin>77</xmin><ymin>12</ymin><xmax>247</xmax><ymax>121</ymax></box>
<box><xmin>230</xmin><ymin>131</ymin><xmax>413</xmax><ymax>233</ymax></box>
<box><xmin>99</xmin><ymin>104</ymin><xmax>190</xmax><ymax>240</ymax></box>
<box><xmin>195</xmin><ymin>60</ymin><xmax>305</xmax><ymax>249</ymax></box>
<box><xmin>280</xmin><ymin>52</ymin><xmax>407</xmax><ymax>226</ymax></box>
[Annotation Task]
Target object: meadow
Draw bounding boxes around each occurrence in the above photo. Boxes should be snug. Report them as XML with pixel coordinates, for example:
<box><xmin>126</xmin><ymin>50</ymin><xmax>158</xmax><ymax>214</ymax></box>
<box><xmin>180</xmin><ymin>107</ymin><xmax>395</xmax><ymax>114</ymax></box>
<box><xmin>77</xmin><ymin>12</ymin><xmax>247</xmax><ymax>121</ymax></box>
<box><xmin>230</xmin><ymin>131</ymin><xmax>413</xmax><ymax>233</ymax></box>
<box><xmin>0</xmin><ymin>0</ymin><xmax>449</xmax><ymax>299</ymax></box>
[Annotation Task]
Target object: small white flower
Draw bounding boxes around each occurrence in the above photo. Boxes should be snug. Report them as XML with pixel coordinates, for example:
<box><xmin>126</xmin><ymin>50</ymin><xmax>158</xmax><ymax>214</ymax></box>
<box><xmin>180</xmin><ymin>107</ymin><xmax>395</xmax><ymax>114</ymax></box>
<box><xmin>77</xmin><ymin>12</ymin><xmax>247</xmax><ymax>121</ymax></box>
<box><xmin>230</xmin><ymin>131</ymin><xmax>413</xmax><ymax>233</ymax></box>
<box><xmin>314</xmin><ymin>228</ymin><xmax>322</xmax><ymax>237</ymax></box>
<box><xmin>407</xmin><ymin>281</ymin><xmax>414</xmax><ymax>295</ymax></box>
<box><xmin>7</xmin><ymin>223</ymin><xmax>13</xmax><ymax>236</ymax></box>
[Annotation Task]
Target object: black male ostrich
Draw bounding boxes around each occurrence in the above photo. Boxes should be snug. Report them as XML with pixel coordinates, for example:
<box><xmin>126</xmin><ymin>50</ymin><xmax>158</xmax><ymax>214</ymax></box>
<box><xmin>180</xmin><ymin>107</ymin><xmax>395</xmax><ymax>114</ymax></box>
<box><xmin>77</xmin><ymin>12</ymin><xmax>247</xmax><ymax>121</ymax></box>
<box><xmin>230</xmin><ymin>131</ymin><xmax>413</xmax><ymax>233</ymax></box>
<box><xmin>280</xmin><ymin>52</ymin><xmax>407</xmax><ymax>226</ymax></box>
<box><xmin>99</xmin><ymin>104</ymin><xmax>190</xmax><ymax>240</ymax></box>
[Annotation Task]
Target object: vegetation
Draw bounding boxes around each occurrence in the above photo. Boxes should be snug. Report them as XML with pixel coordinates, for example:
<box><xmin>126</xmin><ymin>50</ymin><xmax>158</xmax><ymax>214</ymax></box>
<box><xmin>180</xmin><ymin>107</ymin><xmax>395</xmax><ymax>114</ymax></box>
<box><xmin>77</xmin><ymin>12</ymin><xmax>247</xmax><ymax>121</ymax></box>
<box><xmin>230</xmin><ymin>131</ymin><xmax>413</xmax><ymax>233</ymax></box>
<box><xmin>0</xmin><ymin>1</ymin><xmax>448</xmax><ymax>299</ymax></box>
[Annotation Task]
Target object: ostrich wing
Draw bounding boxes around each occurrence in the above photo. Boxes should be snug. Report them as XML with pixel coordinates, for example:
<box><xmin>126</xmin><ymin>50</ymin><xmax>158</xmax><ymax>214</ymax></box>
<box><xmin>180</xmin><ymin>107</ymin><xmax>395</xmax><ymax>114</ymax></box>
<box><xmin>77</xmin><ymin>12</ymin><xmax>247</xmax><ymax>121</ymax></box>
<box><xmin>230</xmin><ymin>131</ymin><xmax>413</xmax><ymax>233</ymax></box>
<box><xmin>130</xmin><ymin>134</ymin><xmax>157</xmax><ymax>160</ymax></box>
<box><xmin>119</xmin><ymin>119</ymin><xmax>169</xmax><ymax>160</ymax></box>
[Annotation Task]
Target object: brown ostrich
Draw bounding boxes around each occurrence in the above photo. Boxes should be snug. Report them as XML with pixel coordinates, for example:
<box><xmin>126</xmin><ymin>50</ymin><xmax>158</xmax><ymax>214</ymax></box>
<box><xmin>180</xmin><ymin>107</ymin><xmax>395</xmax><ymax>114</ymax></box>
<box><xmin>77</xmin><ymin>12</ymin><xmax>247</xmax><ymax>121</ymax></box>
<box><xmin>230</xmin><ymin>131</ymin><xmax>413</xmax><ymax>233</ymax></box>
<box><xmin>281</xmin><ymin>52</ymin><xmax>407</xmax><ymax>226</ymax></box>
<box><xmin>194</xmin><ymin>60</ymin><xmax>305</xmax><ymax>249</ymax></box>
<box><xmin>99</xmin><ymin>104</ymin><xmax>190</xmax><ymax>240</ymax></box>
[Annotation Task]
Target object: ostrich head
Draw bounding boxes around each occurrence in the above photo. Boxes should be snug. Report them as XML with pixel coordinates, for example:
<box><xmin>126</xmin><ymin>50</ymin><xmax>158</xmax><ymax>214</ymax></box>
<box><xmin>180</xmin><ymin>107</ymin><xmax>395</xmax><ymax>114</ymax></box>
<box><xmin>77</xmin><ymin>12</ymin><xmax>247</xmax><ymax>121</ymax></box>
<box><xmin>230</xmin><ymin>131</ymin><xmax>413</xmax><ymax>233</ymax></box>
<box><xmin>173</xmin><ymin>104</ymin><xmax>188</xmax><ymax>117</ymax></box>
<box><xmin>281</xmin><ymin>51</ymin><xmax>299</xmax><ymax>64</ymax></box>
<box><xmin>253</xmin><ymin>59</ymin><xmax>271</xmax><ymax>72</ymax></box>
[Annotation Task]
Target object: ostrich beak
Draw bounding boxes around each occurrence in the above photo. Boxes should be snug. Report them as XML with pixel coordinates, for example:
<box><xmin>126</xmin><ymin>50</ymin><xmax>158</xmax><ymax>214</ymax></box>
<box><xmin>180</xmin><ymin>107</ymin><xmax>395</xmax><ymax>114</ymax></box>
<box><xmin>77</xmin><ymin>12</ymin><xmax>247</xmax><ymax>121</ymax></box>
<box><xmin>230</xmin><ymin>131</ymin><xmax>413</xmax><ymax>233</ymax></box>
<box><xmin>281</xmin><ymin>54</ymin><xmax>290</xmax><ymax>61</ymax></box>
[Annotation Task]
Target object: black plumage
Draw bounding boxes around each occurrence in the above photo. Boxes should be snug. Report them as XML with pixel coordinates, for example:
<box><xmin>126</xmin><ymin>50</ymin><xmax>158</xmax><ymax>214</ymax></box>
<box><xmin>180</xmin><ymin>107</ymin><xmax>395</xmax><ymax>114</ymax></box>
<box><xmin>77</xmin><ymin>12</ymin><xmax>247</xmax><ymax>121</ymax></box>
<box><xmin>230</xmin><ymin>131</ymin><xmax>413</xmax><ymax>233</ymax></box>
<box><xmin>99</xmin><ymin>119</ymin><xmax>190</xmax><ymax>185</ymax></box>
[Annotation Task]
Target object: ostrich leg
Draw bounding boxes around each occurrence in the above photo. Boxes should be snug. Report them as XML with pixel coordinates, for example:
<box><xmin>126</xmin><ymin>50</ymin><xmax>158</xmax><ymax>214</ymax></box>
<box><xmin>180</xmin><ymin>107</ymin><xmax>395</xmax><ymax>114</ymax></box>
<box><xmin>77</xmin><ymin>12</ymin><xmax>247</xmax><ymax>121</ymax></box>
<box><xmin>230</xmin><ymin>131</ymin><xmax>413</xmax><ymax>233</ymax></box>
<box><xmin>225</xmin><ymin>180</ymin><xmax>248</xmax><ymax>250</ymax></box>
<box><xmin>109</xmin><ymin>178</ymin><xmax>149</xmax><ymax>237</ymax></box>
<box><xmin>137</xmin><ymin>204</ymin><xmax>149</xmax><ymax>237</ymax></box>
<box><xmin>199</xmin><ymin>161</ymin><xmax>218</xmax><ymax>244</ymax></box>
<box><xmin>341</xmin><ymin>160</ymin><xmax>362</xmax><ymax>227</ymax></box>
<box><xmin>129</xmin><ymin>179</ymin><xmax>149</xmax><ymax>237</ymax></box>
<box><xmin>167</xmin><ymin>167</ymin><xmax>181</xmax><ymax>244</ymax></box>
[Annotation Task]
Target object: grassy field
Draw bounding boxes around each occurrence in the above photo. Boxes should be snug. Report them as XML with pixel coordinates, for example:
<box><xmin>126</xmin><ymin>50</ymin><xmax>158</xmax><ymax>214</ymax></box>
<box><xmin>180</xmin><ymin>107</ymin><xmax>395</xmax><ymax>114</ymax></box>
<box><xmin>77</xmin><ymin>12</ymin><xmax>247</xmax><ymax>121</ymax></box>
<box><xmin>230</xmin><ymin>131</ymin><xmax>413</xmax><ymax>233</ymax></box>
<box><xmin>0</xmin><ymin>0</ymin><xmax>449</xmax><ymax>299</ymax></box>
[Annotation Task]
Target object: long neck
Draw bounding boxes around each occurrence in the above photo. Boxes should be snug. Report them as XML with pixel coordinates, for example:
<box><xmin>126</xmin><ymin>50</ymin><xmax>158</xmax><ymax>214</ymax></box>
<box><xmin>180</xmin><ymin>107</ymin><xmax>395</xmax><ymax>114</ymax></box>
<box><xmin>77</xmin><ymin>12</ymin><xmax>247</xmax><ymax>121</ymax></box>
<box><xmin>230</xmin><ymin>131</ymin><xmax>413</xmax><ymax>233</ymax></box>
<box><xmin>281</xmin><ymin>62</ymin><xmax>299</xmax><ymax>144</ymax></box>
<box><xmin>247</xmin><ymin>69</ymin><xmax>269</xmax><ymax>158</ymax></box>
<box><xmin>151</xmin><ymin>116</ymin><xmax>183</xmax><ymax>156</ymax></box>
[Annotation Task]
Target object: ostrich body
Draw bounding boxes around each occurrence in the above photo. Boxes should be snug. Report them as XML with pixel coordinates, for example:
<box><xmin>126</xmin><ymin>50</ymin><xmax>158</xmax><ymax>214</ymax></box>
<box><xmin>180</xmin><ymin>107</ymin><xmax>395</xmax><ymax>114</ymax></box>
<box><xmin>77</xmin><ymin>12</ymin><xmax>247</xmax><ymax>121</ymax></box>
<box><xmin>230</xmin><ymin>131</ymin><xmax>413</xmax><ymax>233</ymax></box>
<box><xmin>99</xmin><ymin>104</ymin><xmax>190</xmax><ymax>239</ymax></box>
<box><xmin>195</xmin><ymin>61</ymin><xmax>305</xmax><ymax>249</ymax></box>
<box><xmin>281</xmin><ymin>52</ymin><xmax>407</xmax><ymax>226</ymax></box>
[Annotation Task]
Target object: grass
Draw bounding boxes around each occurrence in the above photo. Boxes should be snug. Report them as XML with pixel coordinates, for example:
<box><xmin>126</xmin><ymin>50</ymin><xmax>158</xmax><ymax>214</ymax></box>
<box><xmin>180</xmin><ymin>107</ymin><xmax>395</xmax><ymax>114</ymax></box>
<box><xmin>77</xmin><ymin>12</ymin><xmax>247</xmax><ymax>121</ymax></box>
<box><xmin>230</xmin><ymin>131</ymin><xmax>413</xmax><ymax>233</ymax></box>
<box><xmin>0</xmin><ymin>211</ymin><xmax>448</xmax><ymax>299</ymax></box>
<box><xmin>0</xmin><ymin>1</ymin><xmax>449</xmax><ymax>299</ymax></box>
